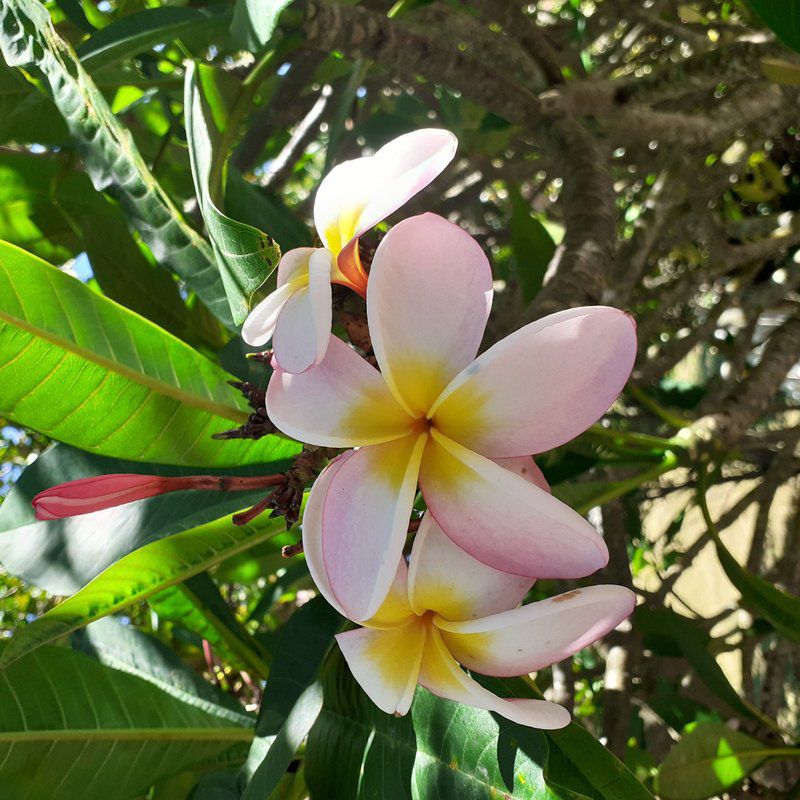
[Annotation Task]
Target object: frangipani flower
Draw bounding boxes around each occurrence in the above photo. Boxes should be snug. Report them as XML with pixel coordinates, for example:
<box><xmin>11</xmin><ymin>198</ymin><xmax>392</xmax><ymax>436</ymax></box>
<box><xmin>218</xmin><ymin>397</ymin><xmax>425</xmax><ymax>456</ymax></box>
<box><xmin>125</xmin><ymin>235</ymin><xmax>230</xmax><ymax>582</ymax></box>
<box><xmin>308</xmin><ymin>508</ymin><xmax>635</xmax><ymax>728</ymax></box>
<box><xmin>267</xmin><ymin>212</ymin><xmax>638</xmax><ymax>622</ymax></box>
<box><xmin>242</xmin><ymin>129</ymin><xmax>457</xmax><ymax>373</ymax></box>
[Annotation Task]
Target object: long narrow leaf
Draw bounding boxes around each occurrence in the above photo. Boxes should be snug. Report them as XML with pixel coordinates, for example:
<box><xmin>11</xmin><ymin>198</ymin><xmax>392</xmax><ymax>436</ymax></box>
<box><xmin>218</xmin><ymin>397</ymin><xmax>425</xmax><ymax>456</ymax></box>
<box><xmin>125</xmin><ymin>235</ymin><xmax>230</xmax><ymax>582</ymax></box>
<box><xmin>77</xmin><ymin>6</ymin><xmax>229</xmax><ymax>69</ymax></box>
<box><xmin>0</xmin><ymin>509</ymin><xmax>286</xmax><ymax>668</ymax></box>
<box><xmin>0</xmin><ymin>0</ymin><xmax>233</xmax><ymax>325</ymax></box>
<box><xmin>0</xmin><ymin>241</ymin><xmax>297</xmax><ymax>466</ymax></box>
<box><xmin>185</xmin><ymin>61</ymin><xmax>281</xmax><ymax>324</ymax></box>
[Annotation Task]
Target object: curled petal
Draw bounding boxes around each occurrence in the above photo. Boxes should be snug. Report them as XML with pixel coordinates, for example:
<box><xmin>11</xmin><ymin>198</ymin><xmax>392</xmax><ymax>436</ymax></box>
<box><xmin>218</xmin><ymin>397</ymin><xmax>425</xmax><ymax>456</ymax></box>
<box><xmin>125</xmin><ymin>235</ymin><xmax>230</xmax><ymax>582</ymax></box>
<box><xmin>303</xmin><ymin>452</ymin><xmax>415</xmax><ymax>628</ymax></box>
<box><xmin>436</xmin><ymin>585</ymin><xmax>636</xmax><ymax>677</ymax></box>
<box><xmin>368</xmin><ymin>213</ymin><xmax>493</xmax><ymax>416</ymax></box>
<box><xmin>431</xmin><ymin>307</ymin><xmax>637</xmax><ymax>457</ymax></box>
<box><xmin>266</xmin><ymin>335</ymin><xmax>416</xmax><ymax>447</ymax></box>
<box><xmin>419</xmin><ymin>430</ymin><xmax>608</xmax><ymax>579</ymax></box>
<box><xmin>243</xmin><ymin>247</ymin><xmax>320</xmax><ymax>347</ymax></box>
<box><xmin>419</xmin><ymin>626</ymin><xmax>570</xmax><ymax>730</ymax></box>
<box><xmin>407</xmin><ymin>514</ymin><xmax>533</xmax><ymax>621</ymax></box>
<box><xmin>277</xmin><ymin>247</ymin><xmax>318</xmax><ymax>287</ymax></box>
<box><xmin>337</xmin><ymin>621</ymin><xmax>426</xmax><ymax>716</ymax></box>
<box><xmin>241</xmin><ymin>282</ymin><xmax>296</xmax><ymax>347</ymax></box>
<box><xmin>314</xmin><ymin>129</ymin><xmax>457</xmax><ymax>256</ymax></box>
<box><xmin>322</xmin><ymin>434</ymin><xmax>428</xmax><ymax>622</ymax></box>
<box><xmin>272</xmin><ymin>249</ymin><xmax>333</xmax><ymax>374</ymax></box>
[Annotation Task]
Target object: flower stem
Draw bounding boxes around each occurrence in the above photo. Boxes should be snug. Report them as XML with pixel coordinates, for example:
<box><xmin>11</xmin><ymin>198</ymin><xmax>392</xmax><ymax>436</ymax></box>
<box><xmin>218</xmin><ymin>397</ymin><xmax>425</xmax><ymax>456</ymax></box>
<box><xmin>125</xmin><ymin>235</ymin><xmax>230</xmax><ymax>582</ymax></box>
<box><xmin>586</xmin><ymin>424</ymin><xmax>689</xmax><ymax>453</ymax></box>
<box><xmin>574</xmin><ymin>451</ymin><xmax>680</xmax><ymax>514</ymax></box>
<box><xmin>626</xmin><ymin>384</ymin><xmax>693</xmax><ymax>428</ymax></box>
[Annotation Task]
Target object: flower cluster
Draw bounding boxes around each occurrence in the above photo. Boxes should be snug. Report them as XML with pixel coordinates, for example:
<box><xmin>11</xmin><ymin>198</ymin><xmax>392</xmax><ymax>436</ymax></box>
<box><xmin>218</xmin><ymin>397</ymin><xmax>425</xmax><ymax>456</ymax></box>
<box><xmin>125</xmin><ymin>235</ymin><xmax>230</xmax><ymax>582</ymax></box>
<box><xmin>34</xmin><ymin>129</ymin><xmax>638</xmax><ymax>728</ymax></box>
<box><xmin>250</xmin><ymin>129</ymin><xmax>637</xmax><ymax>724</ymax></box>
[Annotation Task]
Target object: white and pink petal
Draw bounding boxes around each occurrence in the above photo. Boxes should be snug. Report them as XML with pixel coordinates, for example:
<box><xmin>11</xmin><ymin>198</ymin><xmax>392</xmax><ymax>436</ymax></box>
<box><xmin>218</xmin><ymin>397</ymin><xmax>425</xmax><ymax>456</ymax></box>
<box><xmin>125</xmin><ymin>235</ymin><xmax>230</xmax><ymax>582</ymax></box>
<box><xmin>351</xmin><ymin>129</ymin><xmax>458</xmax><ymax>240</ymax></box>
<box><xmin>436</xmin><ymin>585</ymin><xmax>636</xmax><ymax>677</ymax></box>
<box><xmin>241</xmin><ymin>282</ymin><xmax>297</xmax><ymax>347</ymax></box>
<box><xmin>271</xmin><ymin>250</ymin><xmax>333</xmax><ymax>374</ymax></box>
<box><xmin>337</xmin><ymin>622</ymin><xmax>426</xmax><ymax>716</ymax></box>
<box><xmin>313</xmin><ymin>129</ymin><xmax>457</xmax><ymax>257</ymax></box>
<box><xmin>322</xmin><ymin>433</ymin><xmax>428</xmax><ymax>622</ymax></box>
<box><xmin>419</xmin><ymin>626</ymin><xmax>570</xmax><ymax>729</ymax></box>
<box><xmin>367</xmin><ymin>213</ymin><xmax>493</xmax><ymax>416</ymax></box>
<box><xmin>431</xmin><ymin>306</ymin><xmax>637</xmax><ymax>457</ymax></box>
<box><xmin>266</xmin><ymin>335</ymin><xmax>416</xmax><ymax>447</ymax></box>
<box><xmin>407</xmin><ymin>514</ymin><xmax>532</xmax><ymax>622</ymax></box>
<box><xmin>302</xmin><ymin>451</ymin><xmax>353</xmax><ymax>618</ymax></box>
<box><xmin>418</xmin><ymin>430</ymin><xmax>608</xmax><ymax>580</ymax></box>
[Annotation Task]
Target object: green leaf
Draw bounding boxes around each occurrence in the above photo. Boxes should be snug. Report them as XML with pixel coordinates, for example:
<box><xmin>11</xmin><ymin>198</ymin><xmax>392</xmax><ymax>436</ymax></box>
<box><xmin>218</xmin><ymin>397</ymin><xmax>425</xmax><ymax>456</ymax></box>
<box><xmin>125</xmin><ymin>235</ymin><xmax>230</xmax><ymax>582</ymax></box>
<box><xmin>150</xmin><ymin>573</ymin><xmax>272</xmax><ymax>677</ymax></box>
<box><xmin>747</xmin><ymin>1</ymin><xmax>800</xmax><ymax>53</ymax></box>
<box><xmin>225</xmin><ymin>169</ymin><xmax>313</xmax><ymax>253</ymax></box>
<box><xmin>0</xmin><ymin>64</ymin><xmax>68</xmax><ymax>144</ymax></box>
<box><xmin>633</xmin><ymin>606</ymin><xmax>768</xmax><ymax>725</ymax></box>
<box><xmin>186</xmin><ymin>61</ymin><xmax>282</xmax><ymax>325</ymax></box>
<box><xmin>0</xmin><ymin>151</ymin><xmax>226</xmax><ymax>348</ymax></box>
<box><xmin>231</xmin><ymin>0</ymin><xmax>294</xmax><ymax>52</ymax></box>
<box><xmin>194</xmin><ymin>773</ymin><xmax>242</xmax><ymax>799</ymax></box>
<box><xmin>0</xmin><ymin>241</ymin><xmax>297</xmax><ymax>466</ymax></box>
<box><xmin>0</xmin><ymin>0</ymin><xmax>233</xmax><ymax>326</ymax></box>
<box><xmin>709</xmin><ymin>526</ymin><xmax>800</xmax><ymax>645</ymax></box>
<box><xmin>243</xmin><ymin>683</ymin><xmax>323</xmax><ymax>800</ymax></box>
<box><xmin>240</xmin><ymin>597</ymin><xmax>342</xmax><ymax>798</ymax></box>
<box><xmin>509</xmin><ymin>183</ymin><xmax>556</xmax><ymax>303</ymax></box>
<box><xmin>72</xmin><ymin>617</ymin><xmax>248</xmax><ymax>717</ymax></box>
<box><xmin>306</xmin><ymin>651</ymin><xmax>568</xmax><ymax>800</ymax></box>
<box><xmin>0</xmin><ymin>443</ymin><xmax>293</xmax><ymax>595</ymax></box>
<box><xmin>544</xmin><ymin>716</ymin><xmax>654</xmax><ymax>800</ymax></box>
<box><xmin>656</xmin><ymin>722</ymin><xmax>798</xmax><ymax>800</ymax></box>
<box><xmin>551</xmin><ymin>480</ymin><xmax>620</xmax><ymax>514</ymax></box>
<box><xmin>0</xmin><ymin>507</ymin><xmax>287</xmax><ymax>668</ymax></box>
<box><xmin>490</xmin><ymin>676</ymin><xmax>654</xmax><ymax>800</ymax></box>
<box><xmin>77</xmin><ymin>6</ymin><xmax>230</xmax><ymax>70</ymax></box>
<box><xmin>0</xmin><ymin>643</ymin><xmax>253</xmax><ymax>800</ymax></box>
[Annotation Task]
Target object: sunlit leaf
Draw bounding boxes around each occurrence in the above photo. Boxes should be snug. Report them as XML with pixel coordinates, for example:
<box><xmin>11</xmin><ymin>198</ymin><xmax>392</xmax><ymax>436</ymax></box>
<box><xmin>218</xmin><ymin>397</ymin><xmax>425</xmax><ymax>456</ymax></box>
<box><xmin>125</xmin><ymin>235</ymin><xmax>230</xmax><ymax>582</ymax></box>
<box><xmin>656</xmin><ymin>722</ymin><xmax>795</xmax><ymax>800</ymax></box>
<box><xmin>0</xmin><ymin>508</ymin><xmax>287</xmax><ymax>668</ymax></box>
<box><xmin>0</xmin><ymin>241</ymin><xmax>298</xmax><ymax>466</ymax></box>
<box><xmin>230</xmin><ymin>0</ymin><xmax>294</xmax><ymax>52</ymax></box>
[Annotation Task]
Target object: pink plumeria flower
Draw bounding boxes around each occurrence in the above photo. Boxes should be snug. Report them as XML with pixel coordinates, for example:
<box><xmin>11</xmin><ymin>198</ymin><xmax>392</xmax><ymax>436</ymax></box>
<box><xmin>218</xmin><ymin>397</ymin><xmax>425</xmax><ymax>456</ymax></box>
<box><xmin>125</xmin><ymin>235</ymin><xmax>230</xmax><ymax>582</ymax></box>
<box><xmin>242</xmin><ymin>129</ymin><xmax>458</xmax><ymax>373</ymax></box>
<box><xmin>267</xmin><ymin>212</ymin><xmax>637</xmax><ymax>622</ymax></box>
<box><xmin>307</xmin><ymin>506</ymin><xmax>635</xmax><ymax>727</ymax></box>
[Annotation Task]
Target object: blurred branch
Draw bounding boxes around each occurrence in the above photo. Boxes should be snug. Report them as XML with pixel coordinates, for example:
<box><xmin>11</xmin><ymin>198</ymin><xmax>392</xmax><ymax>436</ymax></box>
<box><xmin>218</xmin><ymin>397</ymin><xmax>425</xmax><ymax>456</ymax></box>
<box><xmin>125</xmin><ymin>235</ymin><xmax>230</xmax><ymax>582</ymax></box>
<box><xmin>688</xmin><ymin>312</ymin><xmax>800</xmax><ymax>451</ymax></box>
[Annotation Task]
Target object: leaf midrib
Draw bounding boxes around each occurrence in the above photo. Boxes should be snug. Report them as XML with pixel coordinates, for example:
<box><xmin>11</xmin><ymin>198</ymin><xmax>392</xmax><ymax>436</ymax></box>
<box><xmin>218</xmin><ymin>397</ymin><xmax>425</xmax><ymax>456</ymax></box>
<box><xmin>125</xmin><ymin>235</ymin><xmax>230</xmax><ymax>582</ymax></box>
<box><xmin>0</xmin><ymin>728</ymin><xmax>254</xmax><ymax>742</ymax></box>
<box><xmin>0</xmin><ymin>515</ymin><xmax>284</xmax><ymax>668</ymax></box>
<box><xmin>0</xmin><ymin>306</ymin><xmax>246</xmax><ymax>424</ymax></box>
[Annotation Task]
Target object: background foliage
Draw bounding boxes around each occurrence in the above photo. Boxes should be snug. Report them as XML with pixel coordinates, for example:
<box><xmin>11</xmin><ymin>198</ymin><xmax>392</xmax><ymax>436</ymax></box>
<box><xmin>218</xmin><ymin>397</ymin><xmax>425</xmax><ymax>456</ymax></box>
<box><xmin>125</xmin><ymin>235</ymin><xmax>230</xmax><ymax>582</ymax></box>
<box><xmin>0</xmin><ymin>0</ymin><xmax>799</xmax><ymax>798</ymax></box>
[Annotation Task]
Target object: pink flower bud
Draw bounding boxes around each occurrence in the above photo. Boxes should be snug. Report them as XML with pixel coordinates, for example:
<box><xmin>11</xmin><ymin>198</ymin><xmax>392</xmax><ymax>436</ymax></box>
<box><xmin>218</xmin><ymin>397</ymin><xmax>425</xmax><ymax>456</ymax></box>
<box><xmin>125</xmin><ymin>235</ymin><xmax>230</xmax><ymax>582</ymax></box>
<box><xmin>32</xmin><ymin>474</ymin><xmax>184</xmax><ymax>520</ymax></box>
<box><xmin>32</xmin><ymin>473</ymin><xmax>285</xmax><ymax>520</ymax></box>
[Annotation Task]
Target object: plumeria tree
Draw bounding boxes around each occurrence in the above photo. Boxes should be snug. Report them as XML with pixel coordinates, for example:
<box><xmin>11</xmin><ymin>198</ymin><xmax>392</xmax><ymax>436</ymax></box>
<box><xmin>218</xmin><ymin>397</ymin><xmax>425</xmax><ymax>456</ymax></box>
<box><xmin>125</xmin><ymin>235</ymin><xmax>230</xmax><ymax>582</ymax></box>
<box><xmin>1</xmin><ymin>1</ymin><xmax>799</xmax><ymax>800</ymax></box>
